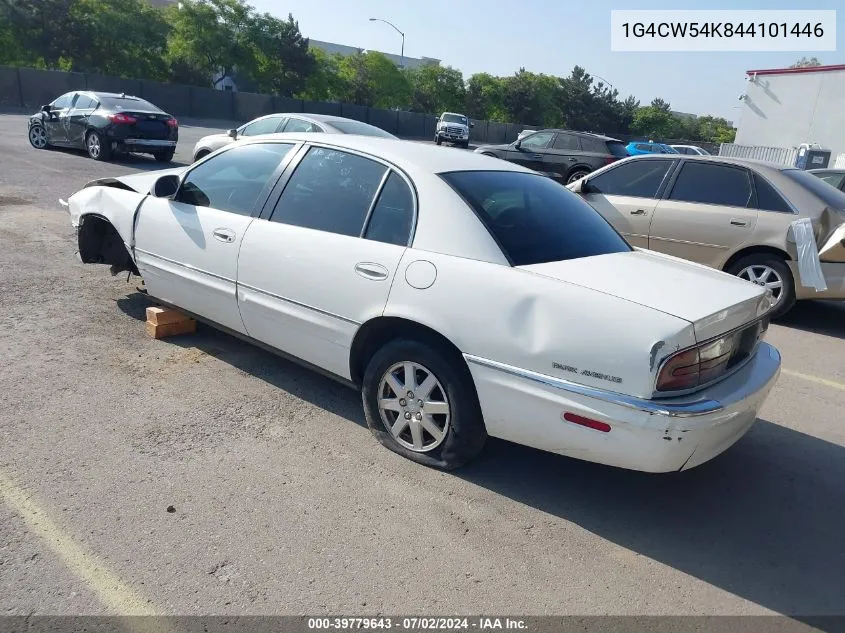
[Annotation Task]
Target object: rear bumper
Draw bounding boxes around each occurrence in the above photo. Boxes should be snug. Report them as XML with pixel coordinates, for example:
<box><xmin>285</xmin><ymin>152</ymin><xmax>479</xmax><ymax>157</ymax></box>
<box><xmin>121</xmin><ymin>139</ymin><xmax>177</xmax><ymax>148</ymax></box>
<box><xmin>791</xmin><ymin>261</ymin><xmax>845</xmax><ymax>300</ymax></box>
<box><xmin>465</xmin><ymin>342</ymin><xmax>781</xmax><ymax>473</ymax></box>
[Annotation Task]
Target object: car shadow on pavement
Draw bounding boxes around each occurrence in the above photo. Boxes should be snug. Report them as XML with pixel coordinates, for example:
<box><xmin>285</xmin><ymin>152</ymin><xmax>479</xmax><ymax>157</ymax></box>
<box><xmin>116</xmin><ymin>290</ymin><xmax>842</xmax><ymax>621</ymax></box>
<box><xmin>47</xmin><ymin>146</ymin><xmax>188</xmax><ymax>170</ymax></box>
<box><xmin>459</xmin><ymin>424</ymin><xmax>845</xmax><ymax>622</ymax></box>
<box><xmin>777</xmin><ymin>300</ymin><xmax>845</xmax><ymax>340</ymax></box>
<box><xmin>115</xmin><ymin>292</ymin><xmax>367</xmax><ymax>428</ymax></box>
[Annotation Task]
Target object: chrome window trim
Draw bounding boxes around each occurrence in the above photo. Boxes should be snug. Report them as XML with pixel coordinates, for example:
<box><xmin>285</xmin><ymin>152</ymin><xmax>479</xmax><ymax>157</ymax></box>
<box><xmin>463</xmin><ymin>354</ymin><xmax>723</xmax><ymax>418</ymax></box>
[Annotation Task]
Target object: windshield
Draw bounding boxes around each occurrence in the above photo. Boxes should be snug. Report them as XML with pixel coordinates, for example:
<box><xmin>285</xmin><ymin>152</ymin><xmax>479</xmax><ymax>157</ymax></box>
<box><xmin>442</xmin><ymin>170</ymin><xmax>632</xmax><ymax>266</ymax></box>
<box><xmin>784</xmin><ymin>168</ymin><xmax>845</xmax><ymax>210</ymax></box>
<box><xmin>442</xmin><ymin>114</ymin><xmax>468</xmax><ymax>125</ymax></box>
<box><xmin>329</xmin><ymin>119</ymin><xmax>397</xmax><ymax>138</ymax></box>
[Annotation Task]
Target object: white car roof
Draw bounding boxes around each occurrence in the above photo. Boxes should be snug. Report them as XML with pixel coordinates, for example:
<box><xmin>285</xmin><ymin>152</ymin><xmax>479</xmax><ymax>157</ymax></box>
<box><xmin>243</xmin><ymin>132</ymin><xmax>533</xmax><ymax>177</ymax></box>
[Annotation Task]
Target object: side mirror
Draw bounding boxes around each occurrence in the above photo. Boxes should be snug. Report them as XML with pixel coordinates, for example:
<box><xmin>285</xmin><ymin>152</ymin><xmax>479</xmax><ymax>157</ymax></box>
<box><xmin>569</xmin><ymin>178</ymin><xmax>589</xmax><ymax>194</ymax></box>
<box><xmin>514</xmin><ymin>140</ymin><xmax>522</xmax><ymax>150</ymax></box>
<box><xmin>470</xmin><ymin>122</ymin><xmax>475</xmax><ymax>128</ymax></box>
<box><xmin>435</xmin><ymin>117</ymin><xmax>440</xmax><ymax>122</ymax></box>
<box><xmin>41</xmin><ymin>104</ymin><xmax>51</xmax><ymax>113</ymax></box>
<box><xmin>152</xmin><ymin>174</ymin><xmax>180</xmax><ymax>198</ymax></box>
<box><xmin>227</xmin><ymin>128</ymin><xmax>237</xmax><ymax>139</ymax></box>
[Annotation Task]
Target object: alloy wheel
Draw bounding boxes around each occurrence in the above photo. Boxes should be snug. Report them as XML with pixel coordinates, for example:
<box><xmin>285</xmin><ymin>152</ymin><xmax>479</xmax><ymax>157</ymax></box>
<box><xmin>567</xmin><ymin>170</ymin><xmax>590</xmax><ymax>184</ymax></box>
<box><xmin>29</xmin><ymin>126</ymin><xmax>47</xmax><ymax>148</ymax></box>
<box><xmin>377</xmin><ymin>361</ymin><xmax>451</xmax><ymax>453</ymax></box>
<box><xmin>87</xmin><ymin>133</ymin><xmax>101</xmax><ymax>159</ymax></box>
<box><xmin>737</xmin><ymin>264</ymin><xmax>783</xmax><ymax>304</ymax></box>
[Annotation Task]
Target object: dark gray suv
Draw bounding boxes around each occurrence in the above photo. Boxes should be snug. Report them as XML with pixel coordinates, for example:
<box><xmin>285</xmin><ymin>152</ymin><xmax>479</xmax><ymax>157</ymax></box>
<box><xmin>474</xmin><ymin>129</ymin><xmax>629</xmax><ymax>184</ymax></box>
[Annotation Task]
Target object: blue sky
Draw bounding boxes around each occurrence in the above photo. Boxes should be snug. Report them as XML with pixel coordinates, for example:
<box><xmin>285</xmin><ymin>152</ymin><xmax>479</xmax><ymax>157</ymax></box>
<box><xmin>250</xmin><ymin>0</ymin><xmax>842</xmax><ymax>121</ymax></box>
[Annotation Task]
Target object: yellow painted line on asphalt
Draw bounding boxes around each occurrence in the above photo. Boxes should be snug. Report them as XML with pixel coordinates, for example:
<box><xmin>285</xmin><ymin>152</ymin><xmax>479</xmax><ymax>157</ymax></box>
<box><xmin>782</xmin><ymin>368</ymin><xmax>845</xmax><ymax>392</ymax></box>
<box><xmin>0</xmin><ymin>470</ymin><xmax>157</xmax><ymax>616</ymax></box>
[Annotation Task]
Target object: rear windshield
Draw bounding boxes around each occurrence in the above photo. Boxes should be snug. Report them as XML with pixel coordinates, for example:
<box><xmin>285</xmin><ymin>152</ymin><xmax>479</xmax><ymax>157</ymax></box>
<box><xmin>328</xmin><ymin>119</ymin><xmax>396</xmax><ymax>138</ymax></box>
<box><xmin>783</xmin><ymin>168</ymin><xmax>845</xmax><ymax>210</ymax></box>
<box><xmin>442</xmin><ymin>171</ymin><xmax>632</xmax><ymax>266</ymax></box>
<box><xmin>606</xmin><ymin>141</ymin><xmax>629</xmax><ymax>158</ymax></box>
<box><xmin>442</xmin><ymin>114</ymin><xmax>468</xmax><ymax>125</ymax></box>
<box><xmin>100</xmin><ymin>96</ymin><xmax>163</xmax><ymax>112</ymax></box>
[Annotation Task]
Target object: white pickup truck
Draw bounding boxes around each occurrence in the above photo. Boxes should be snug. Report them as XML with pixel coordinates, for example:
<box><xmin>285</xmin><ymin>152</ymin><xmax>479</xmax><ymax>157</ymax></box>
<box><xmin>434</xmin><ymin>112</ymin><xmax>473</xmax><ymax>148</ymax></box>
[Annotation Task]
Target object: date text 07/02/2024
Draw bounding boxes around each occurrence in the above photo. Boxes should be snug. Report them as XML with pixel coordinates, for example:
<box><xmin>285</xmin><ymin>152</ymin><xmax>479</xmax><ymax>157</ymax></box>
<box><xmin>307</xmin><ymin>617</ymin><xmax>528</xmax><ymax>631</ymax></box>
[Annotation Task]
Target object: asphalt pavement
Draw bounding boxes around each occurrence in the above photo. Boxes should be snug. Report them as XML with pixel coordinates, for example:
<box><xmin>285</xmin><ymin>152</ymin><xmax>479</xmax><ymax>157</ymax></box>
<box><xmin>1</xmin><ymin>113</ymin><xmax>844</xmax><ymax>619</ymax></box>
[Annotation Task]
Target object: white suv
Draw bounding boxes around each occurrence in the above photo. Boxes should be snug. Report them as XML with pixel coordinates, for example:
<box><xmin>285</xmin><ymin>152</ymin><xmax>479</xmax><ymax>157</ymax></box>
<box><xmin>435</xmin><ymin>112</ymin><xmax>473</xmax><ymax>148</ymax></box>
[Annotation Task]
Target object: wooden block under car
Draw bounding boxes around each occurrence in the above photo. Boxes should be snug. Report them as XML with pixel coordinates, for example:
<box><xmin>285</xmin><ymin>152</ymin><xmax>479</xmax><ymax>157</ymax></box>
<box><xmin>146</xmin><ymin>306</ymin><xmax>191</xmax><ymax>326</ymax></box>
<box><xmin>145</xmin><ymin>319</ymin><xmax>196</xmax><ymax>339</ymax></box>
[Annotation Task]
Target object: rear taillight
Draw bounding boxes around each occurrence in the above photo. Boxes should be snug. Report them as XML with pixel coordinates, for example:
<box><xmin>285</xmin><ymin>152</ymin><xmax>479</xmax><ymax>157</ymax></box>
<box><xmin>655</xmin><ymin>320</ymin><xmax>768</xmax><ymax>393</ymax></box>
<box><xmin>166</xmin><ymin>118</ymin><xmax>178</xmax><ymax>129</ymax></box>
<box><xmin>108</xmin><ymin>113</ymin><xmax>137</xmax><ymax>124</ymax></box>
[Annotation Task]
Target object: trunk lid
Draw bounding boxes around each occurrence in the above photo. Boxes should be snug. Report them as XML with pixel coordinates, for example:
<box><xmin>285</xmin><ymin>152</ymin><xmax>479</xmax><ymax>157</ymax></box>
<box><xmin>520</xmin><ymin>249</ymin><xmax>770</xmax><ymax>341</ymax></box>
<box><xmin>117</xmin><ymin>111</ymin><xmax>172</xmax><ymax>139</ymax></box>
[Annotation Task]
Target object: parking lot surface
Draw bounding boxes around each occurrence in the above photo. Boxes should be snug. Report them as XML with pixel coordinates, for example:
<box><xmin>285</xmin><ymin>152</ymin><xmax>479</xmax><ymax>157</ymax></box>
<box><xmin>1</xmin><ymin>113</ymin><xmax>844</xmax><ymax>618</ymax></box>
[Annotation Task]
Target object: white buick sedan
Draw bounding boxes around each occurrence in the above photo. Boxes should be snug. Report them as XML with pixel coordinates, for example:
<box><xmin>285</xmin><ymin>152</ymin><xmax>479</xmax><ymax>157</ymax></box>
<box><xmin>66</xmin><ymin>134</ymin><xmax>781</xmax><ymax>472</ymax></box>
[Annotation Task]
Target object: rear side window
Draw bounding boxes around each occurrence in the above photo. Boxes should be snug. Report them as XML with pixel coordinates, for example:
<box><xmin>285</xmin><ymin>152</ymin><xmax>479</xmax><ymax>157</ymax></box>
<box><xmin>669</xmin><ymin>162</ymin><xmax>752</xmax><ymax>207</ymax></box>
<box><xmin>176</xmin><ymin>143</ymin><xmax>295</xmax><ymax>215</ymax></box>
<box><xmin>442</xmin><ymin>171</ymin><xmax>631</xmax><ymax>266</ymax></box>
<box><xmin>283</xmin><ymin>118</ymin><xmax>320</xmax><ymax>133</ymax></box>
<box><xmin>241</xmin><ymin>116</ymin><xmax>285</xmax><ymax>136</ymax></box>
<box><xmin>636</xmin><ymin>144</ymin><xmax>652</xmax><ymax>151</ymax></box>
<box><xmin>753</xmin><ymin>173</ymin><xmax>792</xmax><ymax>213</ymax></box>
<box><xmin>588</xmin><ymin>159</ymin><xmax>673</xmax><ymax>198</ymax></box>
<box><xmin>815</xmin><ymin>171</ymin><xmax>845</xmax><ymax>190</ymax></box>
<box><xmin>271</xmin><ymin>147</ymin><xmax>387</xmax><ymax>237</ymax></box>
<box><xmin>606</xmin><ymin>141</ymin><xmax>629</xmax><ymax>158</ymax></box>
<box><xmin>552</xmin><ymin>134</ymin><xmax>581</xmax><ymax>151</ymax></box>
<box><xmin>364</xmin><ymin>172</ymin><xmax>414</xmax><ymax>246</ymax></box>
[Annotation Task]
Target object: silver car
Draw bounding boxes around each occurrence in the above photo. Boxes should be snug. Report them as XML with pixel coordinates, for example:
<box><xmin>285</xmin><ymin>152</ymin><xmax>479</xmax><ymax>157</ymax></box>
<box><xmin>191</xmin><ymin>113</ymin><xmax>397</xmax><ymax>161</ymax></box>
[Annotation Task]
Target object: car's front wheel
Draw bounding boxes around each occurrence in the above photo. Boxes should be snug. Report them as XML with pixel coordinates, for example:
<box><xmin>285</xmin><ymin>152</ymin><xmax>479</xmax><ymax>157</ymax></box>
<box><xmin>362</xmin><ymin>338</ymin><xmax>486</xmax><ymax>470</ymax></box>
<box><xmin>28</xmin><ymin>123</ymin><xmax>49</xmax><ymax>150</ymax></box>
<box><xmin>727</xmin><ymin>254</ymin><xmax>796</xmax><ymax>319</ymax></box>
<box><xmin>566</xmin><ymin>168</ymin><xmax>591</xmax><ymax>184</ymax></box>
<box><xmin>86</xmin><ymin>130</ymin><xmax>111</xmax><ymax>161</ymax></box>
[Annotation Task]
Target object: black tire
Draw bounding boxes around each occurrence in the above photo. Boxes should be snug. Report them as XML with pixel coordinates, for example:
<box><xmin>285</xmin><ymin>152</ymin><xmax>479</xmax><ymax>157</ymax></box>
<box><xmin>28</xmin><ymin>123</ymin><xmax>50</xmax><ymax>150</ymax></box>
<box><xmin>459</xmin><ymin>141</ymin><xmax>470</xmax><ymax>149</ymax></box>
<box><xmin>362</xmin><ymin>337</ymin><xmax>487</xmax><ymax>470</ymax></box>
<box><xmin>726</xmin><ymin>253</ymin><xmax>796</xmax><ymax>319</ymax></box>
<box><xmin>154</xmin><ymin>148</ymin><xmax>175</xmax><ymax>163</ymax></box>
<box><xmin>85</xmin><ymin>130</ymin><xmax>111</xmax><ymax>161</ymax></box>
<box><xmin>194</xmin><ymin>149</ymin><xmax>210</xmax><ymax>162</ymax></box>
<box><xmin>566</xmin><ymin>168</ymin><xmax>591</xmax><ymax>184</ymax></box>
<box><xmin>435</xmin><ymin>135</ymin><xmax>442</xmax><ymax>146</ymax></box>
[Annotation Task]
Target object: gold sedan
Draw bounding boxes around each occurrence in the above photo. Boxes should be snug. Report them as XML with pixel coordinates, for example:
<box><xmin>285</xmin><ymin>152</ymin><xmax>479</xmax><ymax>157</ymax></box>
<box><xmin>568</xmin><ymin>155</ymin><xmax>845</xmax><ymax>318</ymax></box>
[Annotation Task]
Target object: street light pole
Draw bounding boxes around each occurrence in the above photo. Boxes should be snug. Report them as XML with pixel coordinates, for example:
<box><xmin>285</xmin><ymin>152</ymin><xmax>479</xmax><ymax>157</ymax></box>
<box><xmin>591</xmin><ymin>74</ymin><xmax>617</xmax><ymax>93</ymax></box>
<box><xmin>369</xmin><ymin>17</ymin><xmax>405</xmax><ymax>69</ymax></box>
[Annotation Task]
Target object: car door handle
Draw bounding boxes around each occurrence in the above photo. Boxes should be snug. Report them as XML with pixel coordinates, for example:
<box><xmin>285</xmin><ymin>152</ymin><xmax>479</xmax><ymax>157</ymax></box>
<box><xmin>730</xmin><ymin>218</ymin><xmax>748</xmax><ymax>226</ymax></box>
<box><xmin>531</xmin><ymin>154</ymin><xmax>543</xmax><ymax>160</ymax></box>
<box><xmin>354</xmin><ymin>262</ymin><xmax>389</xmax><ymax>281</ymax></box>
<box><xmin>212</xmin><ymin>228</ymin><xmax>235</xmax><ymax>243</ymax></box>
<box><xmin>568</xmin><ymin>157</ymin><xmax>577</xmax><ymax>161</ymax></box>
<box><xmin>630</xmin><ymin>209</ymin><xmax>647</xmax><ymax>216</ymax></box>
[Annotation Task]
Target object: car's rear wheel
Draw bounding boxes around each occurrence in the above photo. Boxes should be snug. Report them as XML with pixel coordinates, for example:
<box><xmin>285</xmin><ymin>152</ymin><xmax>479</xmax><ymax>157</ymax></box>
<box><xmin>154</xmin><ymin>148</ymin><xmax>175</xmax><ymax>163</ymax></box>
<box><xmin>194</xmin><ymin>149</ymin><xmax>210</xmax><ymax>162</ymax></box>
<box><xmin>28</xmin><ymin>123</ymin><xmax>49</xmax><ymax>149</ymax></box>
<box><xmin>86</xmin><ymin>130</ymin><xmax>111</xmax><ymax>161</ymax></box>
<box><xmin>362</xmin><ymin>338</ymin><xmax>486</xmax><ymax>470</ymax></box>
<box><xmin>727</xmin><ymin>254</ymin><xmax>796</xmax><ymax>319</ymax></box>
<box><xmin>566</xmin><ymin>168</ymin><xmax>591</xmax><ymax>184</ymax></box>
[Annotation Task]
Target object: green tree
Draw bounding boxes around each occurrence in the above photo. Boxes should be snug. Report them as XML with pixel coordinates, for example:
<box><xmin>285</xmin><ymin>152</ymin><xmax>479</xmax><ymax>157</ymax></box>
<box><xmin>164</xmin><ymin>0</ymin><xmax>258</xmax><ymax>88</ymax></box>
<box><xmin>697</xmin><ymin>115</ymin><xmax>735</xmax><ymax>143</ymax></box>
<box><xmin>650</xmin><ymin>97</ymin><xmax>672</xmax><ymax>112</ymax></box>
<box><xmin>249</xmin><ymin>12</ymin><xmax>314</xmax><ymax>96</ymax></box>
<box><xmin>501</xmin><ymin>68</ymin><xmax>560</xmax><ymax>126</ymax></box>
<box><xmin>0</xmin><ymin>0</ymin><xmax>77</xmax><ymax>68</ymax></box>
<box><xmin>630</xmin><ymin>105</ymin><xmax>675</xmax><ymax>139</ymax></box>
<box><xmin>297</xmin><ymin>48</ymin><xmax>347</xmax><ymax>101</ymax></box>
<box><xmin>464</xmin><ymin>72</ymin><xmax>506</xmax><ymax>121</ymax></box>
<box><xmin>791</xmin><ymin>56</ymin><xmax>822</xmax><ymax>68</ymax></box>
<box><xmin>336</xmin><ymin>51</ymin><xmax>411</xmax><ymax>108</ymax></box>
<box><xmin>406</xmin><ymin>64</ymin><xmax>465</xmax><ymax>114</ymax></box>
<box><xmin>67</xmin><ymin>0</ymin><xmax>169</xmax><ymax>79</ymax></box>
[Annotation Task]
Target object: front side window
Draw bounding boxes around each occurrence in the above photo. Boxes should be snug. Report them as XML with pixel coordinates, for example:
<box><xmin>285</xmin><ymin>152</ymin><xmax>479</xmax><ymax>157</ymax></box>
<box><xmin>669</xmin><ymin>162</ymin><xmax>752</xmax><ymax>207</ymax></box>
<box><xmin>271</xmin><ymin>147</ymin><xmax>387</xmax><ymax>237</ymax></box>
<box><xmin>364</xmin><ymin>172</ymin><xmax>414</xmax><ymax>246</ymax></box>
<box><xmin>51</xmin><ymin>93</ymin><xmax>75</xmax><ymax>109</ymax></box>
<box><xmin>73</xmin><ymin>95</ymin><xmax>96</xmax><ymax>110</ymax></box>
<box><xmin>240</xmin><ymin>116</ymin><xmax>285</xmax><ymax>137</ymax></box>
<box><xmin>520</xmin><ymin>132</ymin><xmax>554</xmax><ymax>151</ymax></box>
<box><xmin>176</xmin><ymin>143</ymin><xmax>294</xmax><ymax>215</ymax></box>
<box><xmin>588</xmin><ymin>159</ymin><xmax>673</xmax><ymax>199</ymax></box>
<box><xmin>442</xmin><ymin>171</ymin><xmax>631</xmax><ymax>266</ymax></box>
